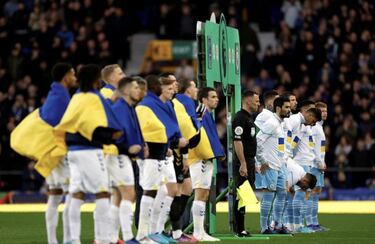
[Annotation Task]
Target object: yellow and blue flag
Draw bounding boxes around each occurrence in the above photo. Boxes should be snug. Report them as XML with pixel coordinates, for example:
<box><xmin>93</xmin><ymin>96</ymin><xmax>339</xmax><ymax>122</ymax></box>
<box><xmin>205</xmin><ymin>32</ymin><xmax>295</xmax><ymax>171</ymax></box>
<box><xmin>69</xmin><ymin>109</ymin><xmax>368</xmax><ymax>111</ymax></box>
<box><xmin>188</xmin><ymin>111</ymin><xmax>225</xmax><ymax>164</ymax></box>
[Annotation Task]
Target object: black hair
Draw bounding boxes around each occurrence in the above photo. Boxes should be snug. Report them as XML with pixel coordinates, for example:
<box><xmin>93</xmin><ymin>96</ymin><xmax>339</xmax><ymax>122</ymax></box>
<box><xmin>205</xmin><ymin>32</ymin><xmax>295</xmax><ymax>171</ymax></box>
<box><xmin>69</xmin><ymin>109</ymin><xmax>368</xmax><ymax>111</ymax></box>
<box><xmin>282</xmin><ymin>91</ymin><xmax>295</xmax><ymax>99</ymax></box>
<box><xmin>145</xmin><ymin>75</ymin><xmax>161</xmax><ymax>96</ymax></box>
<box><xmin>305</xmin><ymin>173</ymin><xmax>317</xmax><ymax>189</ymax></box>
<box><xmin>159</xmin><ymin>72</ymin><xmax>175</xmax><ymax>78</ymax></box>
<box><xmin>307</xmin><ymin>107</ymin><xmax>322</xmax><ymax>121</ymax></box>
<box><xmin>51</xmin><ymin>63</ymin><xmax>73</xmax><ymax>82</ymax></box>
<box><xmin>242</xmin><ymin>90</ymin><xmax>258</xmax><ymax>100</ymax></box>
<box><xmin>198</xmin><ymin>87</ymin><xmax>215</xmax><ymax>103</ymax></box>
<box><xmin>77</xmin><ymin>64</ymin><xmax>101</xmax><ymax>92</ymax></box>
<box><xmin>299</xmin><ymin>100</ymin><xmax>315</xmax><ymax>109</ymax></box>
<box><xmin>273</xmin><ymin>96</ymin><xmax>290</xmax><ymax>112</ymax></box>
<box><xmin>263</xmin><ymin>90</ymin><xmax>279</xmax><ymax>104</ymax></box>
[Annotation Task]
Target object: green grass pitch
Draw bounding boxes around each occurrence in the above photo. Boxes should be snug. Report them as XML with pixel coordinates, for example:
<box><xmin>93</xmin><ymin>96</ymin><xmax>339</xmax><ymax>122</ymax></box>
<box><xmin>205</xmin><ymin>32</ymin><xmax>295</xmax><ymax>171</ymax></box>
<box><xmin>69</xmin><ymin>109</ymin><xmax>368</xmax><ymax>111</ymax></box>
<box><xmin>0</xmin><ymin>213</ymin><xmax>374</xmax><ymax>243</ymax></box>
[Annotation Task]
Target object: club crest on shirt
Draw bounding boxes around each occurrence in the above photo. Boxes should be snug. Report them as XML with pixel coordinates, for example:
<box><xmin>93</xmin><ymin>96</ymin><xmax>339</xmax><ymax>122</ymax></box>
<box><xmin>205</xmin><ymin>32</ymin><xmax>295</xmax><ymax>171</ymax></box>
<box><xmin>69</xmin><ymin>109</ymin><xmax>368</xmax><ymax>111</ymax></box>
<box><xmin>234</xmin><ymin>126</ymin><xmax>243</xmax><ymax>135</ymax></box>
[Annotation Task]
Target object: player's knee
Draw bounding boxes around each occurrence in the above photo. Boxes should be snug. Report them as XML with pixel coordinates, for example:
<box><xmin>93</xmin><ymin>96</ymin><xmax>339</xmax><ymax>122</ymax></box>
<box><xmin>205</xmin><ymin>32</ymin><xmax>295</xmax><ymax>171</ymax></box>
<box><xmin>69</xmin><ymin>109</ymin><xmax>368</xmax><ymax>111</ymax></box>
<box><xmin>72</xmin><ymin>191</ymin><xmax>85</xmax><ymax>200</ymax></box>
<box><xmin>167</xmin><ymin>183</ymin><xmax>178</xmax><ymax>197</ymax></box>
<box><xmin>95</xmin><ymin>191</ymin><xmax>110</xmax><ymax>199</ymax></box>
<box><xmin>144</xmin><ymin>190</ymin><xmax>157</xmax><ymax>198</ymax></box>
<box><xmin>49</xmin><ymin>188</ymin><xmax>63</xmax><ymax>195</ymax></box>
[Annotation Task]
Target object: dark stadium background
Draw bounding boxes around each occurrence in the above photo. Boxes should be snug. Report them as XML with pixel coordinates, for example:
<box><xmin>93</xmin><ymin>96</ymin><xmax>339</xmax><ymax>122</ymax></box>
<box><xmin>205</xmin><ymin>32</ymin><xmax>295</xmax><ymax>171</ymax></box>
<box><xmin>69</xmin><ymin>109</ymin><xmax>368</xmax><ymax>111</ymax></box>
<box><xmin>0</xmin><ymin>0</ymin><xmax>374</xmax><ymax>202</ymax></box>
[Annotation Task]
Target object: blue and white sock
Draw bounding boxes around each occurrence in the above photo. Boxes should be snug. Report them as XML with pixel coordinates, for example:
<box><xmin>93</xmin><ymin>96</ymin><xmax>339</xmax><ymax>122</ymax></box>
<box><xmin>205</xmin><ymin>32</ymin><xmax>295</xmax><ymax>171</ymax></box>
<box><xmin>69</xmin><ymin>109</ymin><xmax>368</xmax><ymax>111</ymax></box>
<box><xmin>260</xmin><ymin>191</ymin><xmax>275</xmax><ymax>232</ymax></box>
<box><xmin>293</xmin><ymin>190</ymin><xmax>305</xmax><ymax>227</ymax></box>
<box><xmin>284</xmin><ymin>192</ymin><xmax>294</xmax><ymax>227</ymax></box>
<box><xmin>305</xmin><ymin>194</ymin><xmax>314</xmax><ymax>226</ymax></box>
<box><xmin>273</xmin><ymin>190</ymin><xmax>287</xmax><ymax>229</ymax></box>
<box><xmin>311</xmin><ymin>193</ymin><xmax>320</xmax><ymax>226</ymax></box>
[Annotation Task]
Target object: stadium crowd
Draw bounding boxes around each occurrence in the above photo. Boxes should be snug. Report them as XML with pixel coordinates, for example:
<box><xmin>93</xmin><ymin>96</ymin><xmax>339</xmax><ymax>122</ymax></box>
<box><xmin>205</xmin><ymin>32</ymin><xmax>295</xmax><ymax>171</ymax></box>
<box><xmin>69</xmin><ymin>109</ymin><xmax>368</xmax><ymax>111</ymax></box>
<box><xmin>0</xmin><ymin>0</ymin><xmax>375</xmax><ymax>193</ymax></box>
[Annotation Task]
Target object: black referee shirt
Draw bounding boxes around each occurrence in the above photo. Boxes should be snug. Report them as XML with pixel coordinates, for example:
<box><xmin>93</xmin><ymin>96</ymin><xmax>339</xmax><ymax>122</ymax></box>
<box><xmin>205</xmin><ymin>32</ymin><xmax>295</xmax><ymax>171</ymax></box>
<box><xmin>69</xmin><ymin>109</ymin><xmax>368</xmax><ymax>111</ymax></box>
<box><xmin>232</xmin><ymin>109</ymin><xmax>257</xmax><ymax>158</ymax></box>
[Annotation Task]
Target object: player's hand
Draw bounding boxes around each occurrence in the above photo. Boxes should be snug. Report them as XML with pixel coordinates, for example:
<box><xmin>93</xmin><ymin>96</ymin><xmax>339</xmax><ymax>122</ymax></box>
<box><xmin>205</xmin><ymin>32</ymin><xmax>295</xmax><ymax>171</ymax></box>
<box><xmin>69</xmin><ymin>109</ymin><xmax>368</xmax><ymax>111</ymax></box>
<box><xmin>128</xmin><ymin>145</ymin><xmax>142</xmax><ymax>155</ymax></box>
<box><xmin>239</xmin><ymin>162</ymin><xmax>248</xmax><ymax>177</ymax></box>
<box><xmin>196</xmin><ymin>103</ymin><xmax>207</xmax><ymax>119</ymax></box>
<box><xmin>178</xmin><ymin>138</ymin><xmax>188</xmax><ymax>148</ymax></box>
<box><xmin>143</xmin><ymin>144</ymin><xmax>149</xmax><ymax>158</ymax></box>
<box><xmin>260</xmin><ymin>163</ymin><xmax>270</xmax><ymax>174</ymax></box>
<box><xmin>167</xmin><ymin>148</ymin><xmax>173</xmax><ymax>157</ymax></box>
<box><xmin>218</xmin><ymin>155</ymin><xmax>226</xmax><ymax>161</ymax></box>
<box><xmin>289</xmin><ymin>187</ymin><xmax>295</xmax><ymax>194</ymax></box>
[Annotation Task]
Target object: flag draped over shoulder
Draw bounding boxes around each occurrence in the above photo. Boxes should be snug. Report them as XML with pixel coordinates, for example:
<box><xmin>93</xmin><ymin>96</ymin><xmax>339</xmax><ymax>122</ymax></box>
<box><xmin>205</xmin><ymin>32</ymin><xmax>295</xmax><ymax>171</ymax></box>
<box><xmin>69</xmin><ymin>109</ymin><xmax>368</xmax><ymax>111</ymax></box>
<box><xmin>173</xmin><ymin>94</ymin><xmax>201</xmax><ymax>140</ymax></box>
<box><xmin>136</xmin><ymin>92</ymin><xmax>181</xmax><ymax>144</ymax></box>
<box><xmin>37</xmin><ymin>91</ymin><xmax>121</xmax><ymax>177</ymax></box>
<box><xmin>112</xmin><ymin>98</ymin><xmax>145</xmax><ymax>158</ymax></box>
<box><xmin>188</xmin><ymin>111</ymin><xmax>225</xmax><ymax>164</ymax></box>
<box><xmin>100</xmin><ymin>83</ymin><xmax>115</xmax><ymax>99</ymax></box>
<box><xmin>10</xmin><ymin>82</ymin><xmax>71</xmax><ymax>177</ymax></box>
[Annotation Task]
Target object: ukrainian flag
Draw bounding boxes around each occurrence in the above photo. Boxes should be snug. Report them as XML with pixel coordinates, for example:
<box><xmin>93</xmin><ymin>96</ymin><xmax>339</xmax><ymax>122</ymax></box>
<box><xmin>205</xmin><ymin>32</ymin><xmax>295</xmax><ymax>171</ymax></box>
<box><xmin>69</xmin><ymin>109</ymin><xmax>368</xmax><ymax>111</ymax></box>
<box><xmin>278</xmin><ymin>138</ymin><xmax>285</xmax><ymax>152</ymax></box>
<box><xmin>308</xmin><ymin>135</ymin><xmax>315</xmax><ymax>148</ymax></box>
<box><xmin>51</xmin><ymin>91</ymin><xmax>123</xmax><ymax>171</ymax></box>
<box><xmin>286</xmin><ymin>130</ymin><xmax>292</xmax><ymax>144</ymax></box>
<box><xmin>10</xmin><ymin>82</ymin><xmax>71</xmax><ymax>177</ymax></box>
<box><xmin>136</xmin><ymin>92</ymin><xmax>181</xmax><ymax>144</ymax></box>
<box><xmin>292</xmin><ymin>136</ymin><xmax>299</xmax><ymax>149</ymax></box>
<box><xmin>321</xmin><ymin>140</ymin><xmax>326</xmax><ymax>152</ymax></box>
<box><xmin>100</xmin><ymin>83</ymin><xmax>115</xmax><ymax>99</ymax></box>
<box><xmin>188</xmin><ymin>111</ymin><xmax>225</xmax><ymax>165</ymax></box>
<box><xmin>172</xmin><ymin>94</ymin><xmax>201</xmax><ymax>140</ymax></box>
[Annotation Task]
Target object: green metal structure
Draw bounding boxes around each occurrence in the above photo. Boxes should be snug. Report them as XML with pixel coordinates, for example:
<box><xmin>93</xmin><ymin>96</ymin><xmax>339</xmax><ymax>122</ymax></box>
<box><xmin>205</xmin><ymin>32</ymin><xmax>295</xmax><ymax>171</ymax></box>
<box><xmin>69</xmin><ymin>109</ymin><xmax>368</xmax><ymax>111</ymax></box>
<box><xmin>196</xmin><ymin>13</ymin><xmax>241</xmax><ymax>233</ymax></box>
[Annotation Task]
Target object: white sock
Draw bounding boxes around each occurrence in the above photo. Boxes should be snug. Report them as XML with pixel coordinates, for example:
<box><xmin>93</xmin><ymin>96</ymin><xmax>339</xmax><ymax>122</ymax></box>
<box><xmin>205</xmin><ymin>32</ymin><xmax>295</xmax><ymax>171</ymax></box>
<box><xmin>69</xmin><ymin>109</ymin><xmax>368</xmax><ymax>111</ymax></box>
<box><xmin>192</xmin><ymin>200</ymin><xmax>206</xmax><ymax>238</ymax></box>
<box><xmin>46</xmin><ymin>195</ymin><xmax>62</xmax><ymax>244</ymax></box>
<box><xmin>120</xmin><ymin>200</ymin><xmax>134</xmax><ymax>241</ymax></box>
<box><xmin>108</xmin><ymin>205</ymin><xmax>120</xmax><ymax>243</ymax></box>
<box><xmin>172</xmin><ymin>229</ymin><xmax>183</xmax><ymax>239</ymax></box>
<box><xmin>136</xmin><ymin>195</ymin><xmax>154</xmax><ymax>240</ymax></box>
<box><xmin>94</xmin><ymin>198</ymin><xmax>110</xmax><ymax>243</ymax></box>
<box><xmin>63</xmin><ymin>194</ymin><xmax>72</xmax><ymax>243</ymax></box>
<box><xmin>156</xmin><ymin>195</ymin><xmax>174</xmax><ymax>233</ymax></box>
<box><xmin>150</xmin><ymin>185</ymin><xmax>168</xmax><ymax>233</ymax></box>
<box><xmin>69</xmin><ymin>198</ymin><xmax>84</xmax><ymax>243</ymax></box>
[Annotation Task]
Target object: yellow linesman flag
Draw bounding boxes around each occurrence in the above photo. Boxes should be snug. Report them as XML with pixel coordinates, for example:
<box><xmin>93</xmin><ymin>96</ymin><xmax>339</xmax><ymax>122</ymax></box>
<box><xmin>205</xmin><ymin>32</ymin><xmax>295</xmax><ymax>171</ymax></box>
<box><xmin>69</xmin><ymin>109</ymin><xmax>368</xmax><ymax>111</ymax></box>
<box><xmin>237</xmin><ymin>180</ymin><xmax>258</xmax><ymax>209</ymax></box>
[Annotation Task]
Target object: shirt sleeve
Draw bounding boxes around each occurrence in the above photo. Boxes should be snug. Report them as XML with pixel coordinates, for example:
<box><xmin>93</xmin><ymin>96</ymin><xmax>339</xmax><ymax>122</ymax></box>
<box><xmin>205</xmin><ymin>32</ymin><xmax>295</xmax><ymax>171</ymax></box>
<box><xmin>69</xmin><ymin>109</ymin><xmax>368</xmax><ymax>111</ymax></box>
<box><xmin>256</xmin><ymin>121</ymin><xmax>274</xmax><ymax>164</ymax></box>
<box><xmin>232</xmin><ymin>114</ymin><xmax>246</xmax><ymax>141</ymax></box>
<box><xmin>312</xmin><ymin>125</ymin><xmax>326</xmax><ymax>167</ymax></box>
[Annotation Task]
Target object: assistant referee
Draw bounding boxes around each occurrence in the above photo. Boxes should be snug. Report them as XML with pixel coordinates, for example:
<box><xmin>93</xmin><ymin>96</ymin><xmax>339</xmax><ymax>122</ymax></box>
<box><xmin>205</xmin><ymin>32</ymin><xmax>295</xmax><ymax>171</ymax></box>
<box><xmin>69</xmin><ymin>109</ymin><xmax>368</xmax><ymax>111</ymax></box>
<box><xmin>232</xmin><ymin>90</ymin><xmax>260</xmax><ymax>237</ymax></box>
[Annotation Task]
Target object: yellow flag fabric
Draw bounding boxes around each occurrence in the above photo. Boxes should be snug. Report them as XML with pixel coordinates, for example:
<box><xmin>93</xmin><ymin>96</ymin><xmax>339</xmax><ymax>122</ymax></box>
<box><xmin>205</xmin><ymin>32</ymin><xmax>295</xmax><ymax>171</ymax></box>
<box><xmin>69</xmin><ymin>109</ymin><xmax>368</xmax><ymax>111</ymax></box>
<box><xmin>237</xmin><ymin>180</ymin><xmax>258</xmax><ymax>209</ymax></box>
<box><xmin>172</xmin><ymin>98</ymin><xmax>198</xmax><ymax>140</ymax></box>
<box><xmin>54</xmin><ymin>92</ymin><xmax>108</xmax><ymax>142</ymax></box>
<box><xmin>100</xmin><ymin>87</ymin><xmax>114</xmax><ymax>99</ymax></box>
<box><xmin>187</xmin><ymin>127</ymin><xmax>214</xmax><ymax>165</ymax></box>
<box><xmin>10</xmin><ymin>109</ymin><xmax>54</xmax><ymax>160</ymax></box>
<box><xmin>136</xmin><ymin>105</ymin><xmax>168</xmax><ymax>143</ymax></box>
<box><xmin>9</xmin><ymin>109</ymin><xmax>64</xmax><ymax>177</ymax></box>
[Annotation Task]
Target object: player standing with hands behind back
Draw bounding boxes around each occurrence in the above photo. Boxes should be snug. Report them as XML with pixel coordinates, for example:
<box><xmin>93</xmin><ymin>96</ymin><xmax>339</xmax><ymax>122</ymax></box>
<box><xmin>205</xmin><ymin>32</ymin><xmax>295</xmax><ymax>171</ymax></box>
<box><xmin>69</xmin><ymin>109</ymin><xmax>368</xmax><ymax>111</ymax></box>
<box><xmin>232</xmin><ymin>90</ymin><xmax>260</xmax><ymax>237</ymax></box>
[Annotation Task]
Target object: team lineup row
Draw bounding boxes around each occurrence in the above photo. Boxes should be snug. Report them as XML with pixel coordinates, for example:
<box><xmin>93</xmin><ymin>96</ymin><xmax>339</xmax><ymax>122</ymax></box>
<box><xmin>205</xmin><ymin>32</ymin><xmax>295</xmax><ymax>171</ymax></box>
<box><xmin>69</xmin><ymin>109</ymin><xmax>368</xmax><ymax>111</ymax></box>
<box><xmin>10</xmin><ymin>62</ymin><xmax>328</xmax><ymax>244</ymax></box>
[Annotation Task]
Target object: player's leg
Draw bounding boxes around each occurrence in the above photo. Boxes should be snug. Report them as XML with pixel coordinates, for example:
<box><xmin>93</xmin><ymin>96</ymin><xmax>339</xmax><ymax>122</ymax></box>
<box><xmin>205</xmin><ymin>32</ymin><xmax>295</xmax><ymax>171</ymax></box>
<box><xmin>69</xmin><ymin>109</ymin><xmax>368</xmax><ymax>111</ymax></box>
<box><xmin>45</xmin><ymin>185</ymin><xmax>63</xmax><ymax>244</ymax></box>
<box><xmin>60</xmin><ymin>158</ymin><xmax>72</xmax><ymax>244</ymax></box>
<box><xmin>87</xmin><ymin>150</ymin><xmax>111</xmax><ymax>244</ymax></box>
<box><xmin>170</xmin><ymin>177</ymin><xmax>193</xmax><ymax>241</ymax></box>
<box><xmin>136</xmin><ymin>159</ymin><xmax>162</xmax><ymax>241</ymax></box>
<box><xmin>260</xmin><ymin>168</ymin><xmax>277</xmax><ymax>234</ymax></box>
<box><xmin>106</xmin><ymin>155</ymin><xmax>121</xmax><ymax>243</ymax></box>
<box><xmin>154</xmin><ymin>157</ymin><xmax>178</xmax><ymax>233</ymax></box>
<box><xmin>150</xmin><ymin>183</ymin><xmax>168</xmax><ymax>233</ymax></box>
<box><xmin>116</xmin><ymin>155</ymin><xmax>137</xmax><ymax>242</ymax></box>
<box><xmin>67</xmin><ymin>151</ymin><xmax>85</xmax><ymax>244</ymax></box>
<box><xmin>190</xmin><ymin>160</ymin><xmax>219</xmax><ymax>241</ymax></box>
<box><xmin>273</xmin><ymin>168</ymin><xmax>288</xmax><ymax>233</ymax></box>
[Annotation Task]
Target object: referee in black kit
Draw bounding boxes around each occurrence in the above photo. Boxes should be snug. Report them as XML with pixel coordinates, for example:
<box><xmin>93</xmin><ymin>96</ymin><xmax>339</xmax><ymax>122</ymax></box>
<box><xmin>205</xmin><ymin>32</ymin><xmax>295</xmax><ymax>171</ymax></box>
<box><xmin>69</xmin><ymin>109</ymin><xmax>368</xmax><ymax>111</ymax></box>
<box><xmin>232</xmin><ymin>90</ymin><xmax>260</xmax><ymax>237</ymax></box>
